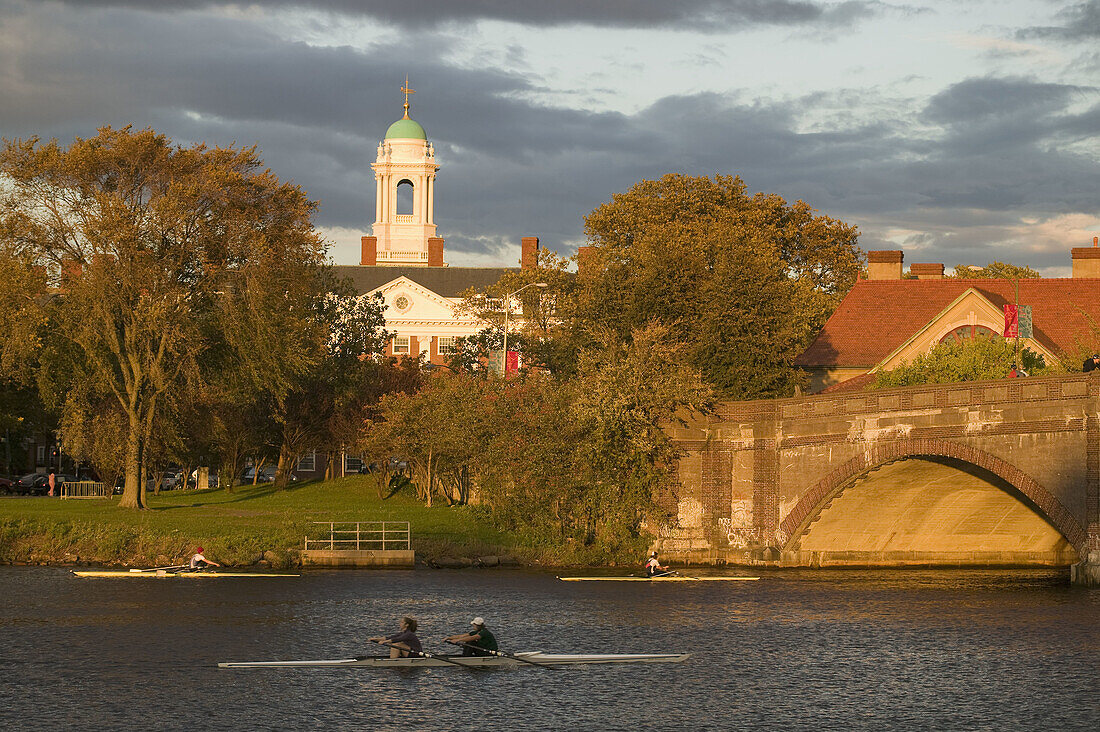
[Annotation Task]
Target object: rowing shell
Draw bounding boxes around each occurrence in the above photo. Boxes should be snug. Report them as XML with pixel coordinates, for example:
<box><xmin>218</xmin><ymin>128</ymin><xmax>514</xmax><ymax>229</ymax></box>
<box><xmin>218</xmin><ymin>652</ymin><xmax>689</xmax><ymax>669</ymax></box>
<box><xmin>72</xmin><ymin>570</ymin><xmax>299</xmax><ymax>578</ymax></box>
<box><xmin>557</xmin><ymin>575</ymin><xmax>759</xmax><ymax>582</ymax></box>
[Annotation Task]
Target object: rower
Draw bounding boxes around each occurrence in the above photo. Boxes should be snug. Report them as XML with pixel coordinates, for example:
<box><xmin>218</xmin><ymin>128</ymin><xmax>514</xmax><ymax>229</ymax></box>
<box><xmin>370</xmin><ymin>616</ymin><xmax>422</xmax><ymax>658</ymax></box>
<box><xmin>644</xmin><ymin>551</ymin><xmax>669</xmax><ymax>577</ymax></box>
<box><xmin>189</xmin><ymin>547</ymin><xmax>221</xmax><ymax>571</ymax></box>
<box><xmin>445</xmin><ymin>617</ymin><xmax>498</xmax><ymax>656</ymax></box>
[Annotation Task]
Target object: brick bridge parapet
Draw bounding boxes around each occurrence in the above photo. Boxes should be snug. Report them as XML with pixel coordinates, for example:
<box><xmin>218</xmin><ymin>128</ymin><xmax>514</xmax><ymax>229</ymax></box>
<box><xmin>665</xmin><ymin>372</ymin><xmax>1100</xmax><ymax>580</ymax></box>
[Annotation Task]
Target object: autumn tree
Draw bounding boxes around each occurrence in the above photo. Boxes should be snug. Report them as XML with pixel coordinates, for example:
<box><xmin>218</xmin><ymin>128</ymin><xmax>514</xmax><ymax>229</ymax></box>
<box><xmin>0</xmin><ymin>126</ymin><xmax>324</xmax><ymax>507</ymax></box>
<box><xmin>269</xmin><ymin>283</ymin><xmax>389</xmax><ymax>488</ymax></box>
<box><xmin>453</xmin><ymin>248</ymin><xmax>580</xmax><ymax>377</ymax></box>
<box><xmin>369</xmin><ymin>372</ymin><xmax>492</xmax><ymax>506</ymax></box>
<box><xmin>871</xmin><ymin>335</ymin><xmax>1048</xmax><ymax>388</ymax></box>
<box><xmin>951</xmin><ymin>262</ymin><xmax>1041</xmax><ymax>280</ymax></box>
<box><xmin>563</xmin><ymin>322</ymin><xmax>712</xmax><ymax>549</ymax></box>
<box><xmin>576</xmin><ymin>174</ymin><xmax>862</xmax><ymax>398</ymax></box>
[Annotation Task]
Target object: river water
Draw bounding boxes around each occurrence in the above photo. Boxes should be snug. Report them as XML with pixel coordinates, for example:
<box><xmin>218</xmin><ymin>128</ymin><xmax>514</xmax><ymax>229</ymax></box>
<box><xmin>0</xmin><ymin>567</ymin><xmax>1096</xmax><ymax>731</ymax></box>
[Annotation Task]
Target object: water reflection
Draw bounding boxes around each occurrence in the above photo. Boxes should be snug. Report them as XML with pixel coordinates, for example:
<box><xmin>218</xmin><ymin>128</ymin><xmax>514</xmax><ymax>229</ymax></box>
<box><xmin>1</xmin><ymin>567</ymin><xmax>1096</xmax><ymax>731</ymax></box>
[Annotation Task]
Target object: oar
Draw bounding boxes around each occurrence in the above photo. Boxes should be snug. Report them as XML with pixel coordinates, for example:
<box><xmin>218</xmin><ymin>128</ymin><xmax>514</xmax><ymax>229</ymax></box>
<box><xmin>130</xmin><ymin>564</ymin><xmax>188</xmax><ymax>573</ymax></box>
<box><xmin>446</xmin><ymin>639</ymin><xmax>558</xmax><ymax>670</ymax></box>
<box><xmin>649</xmin><ymin>570</ymin><xmax>682</xmax><ymax>578</ymax></box>
<box><xmin>366</xmin><ymin>639</ymin><xmax>475</xmax><ymax>668</ymax></box>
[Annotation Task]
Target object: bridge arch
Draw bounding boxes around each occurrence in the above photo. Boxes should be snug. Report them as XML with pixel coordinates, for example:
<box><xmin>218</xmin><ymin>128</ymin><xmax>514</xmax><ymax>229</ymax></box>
<box><xmin>779</xmin><ymin>438</ymin><xmax>1087</xmax><ymax>554</ymax></box>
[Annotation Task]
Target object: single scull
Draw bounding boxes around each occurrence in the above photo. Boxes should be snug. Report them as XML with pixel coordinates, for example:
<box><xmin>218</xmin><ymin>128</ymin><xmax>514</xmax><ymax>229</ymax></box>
<box><xmin>218</xmin><ymin>652</ymin><xmax>689</xmax><ymax>669</ymax></box>
<box><xmin>72</xmin><ymin>570</ymin><xmax>299</xmax><ymax>578</ymax></box>
<box><xmin>557</xmin><ymin>575</ymin><xmax>759</xmax><ymax>582</ymax></box>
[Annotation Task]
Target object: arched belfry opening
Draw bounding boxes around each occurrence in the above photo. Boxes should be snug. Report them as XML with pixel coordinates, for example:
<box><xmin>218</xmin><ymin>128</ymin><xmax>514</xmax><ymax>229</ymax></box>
<box><xmin>364</xmin><ymin>77</ymin><xmax>443</xmax><ymax>266</ymax></box>
<box><xmin>396</xmin><ymin>179</ymin><xmax>415</xmax><ymax>216</ymax></box>
<box><xmin>785</xmin><ymin>455</ymin><xmax>1079</xmax><ymax>566</ymax></box>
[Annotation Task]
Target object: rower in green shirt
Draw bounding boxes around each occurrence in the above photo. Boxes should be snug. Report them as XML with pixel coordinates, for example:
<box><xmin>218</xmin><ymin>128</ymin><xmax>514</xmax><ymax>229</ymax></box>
<box><xmin>445</xmin><ymin>617</ymin><xmax>498</xmax><ymax>656</ymax></box>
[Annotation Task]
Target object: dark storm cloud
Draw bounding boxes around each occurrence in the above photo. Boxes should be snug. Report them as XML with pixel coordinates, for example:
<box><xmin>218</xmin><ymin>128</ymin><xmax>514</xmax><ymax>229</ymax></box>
<box><xmin>44</xmin><ymin>0</ymin><xmax>883</xmax><ymax>31</ymax></box>
<box><xmin>922</xmin><ymin>77</ymin><xmax>1084</xmax><ymax>125</ymax></box>
<box><xmin>1021</xmin><ymin>0</ymin><xmax>1100</xmax><ymax>41</ymax></box>
<box><xmin>1</xmin><ymin>0</ymin><xmax>1097</xmax><ymax>272</ymax></box>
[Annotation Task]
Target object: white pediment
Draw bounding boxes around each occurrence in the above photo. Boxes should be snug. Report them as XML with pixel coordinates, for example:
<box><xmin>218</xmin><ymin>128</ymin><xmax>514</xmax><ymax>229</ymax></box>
<box><xmin>367</xmin><ymin>276</ymin><xmax>460</xmax><ymax>322</ymax></box>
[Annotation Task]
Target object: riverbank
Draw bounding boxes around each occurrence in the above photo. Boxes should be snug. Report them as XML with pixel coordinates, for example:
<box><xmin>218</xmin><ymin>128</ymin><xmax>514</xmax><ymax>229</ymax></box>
<box><xmin>0</xmin><ymin>476</ymin><xmax>621</xmax><ymax>569</ymax></box>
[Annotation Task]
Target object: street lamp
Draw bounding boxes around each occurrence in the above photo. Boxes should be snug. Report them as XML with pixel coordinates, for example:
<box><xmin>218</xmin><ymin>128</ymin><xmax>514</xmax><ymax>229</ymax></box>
<box><xmin>501</xmin><ymin>282</ymin><xmax>547</xmax><ymax>376</ymax></box>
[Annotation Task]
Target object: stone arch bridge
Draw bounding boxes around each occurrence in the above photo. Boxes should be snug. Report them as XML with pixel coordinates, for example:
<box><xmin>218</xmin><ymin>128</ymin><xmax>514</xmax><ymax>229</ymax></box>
<box><xmin>663</xmin><ymin>373</ymin><xmax>1099</xmax><ymax>576</ymax></box>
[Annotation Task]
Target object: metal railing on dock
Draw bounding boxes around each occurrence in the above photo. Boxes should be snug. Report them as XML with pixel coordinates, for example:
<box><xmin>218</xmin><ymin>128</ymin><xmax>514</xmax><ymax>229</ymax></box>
<box><xmin>60</xmin><ymin>481</ymin><xmax>111</xmax><ymax>499</ymax></box>
<box><xmin>304</xmin><ymin>521</ymin><xmax>411</xmax><ymax>551</ymax></box>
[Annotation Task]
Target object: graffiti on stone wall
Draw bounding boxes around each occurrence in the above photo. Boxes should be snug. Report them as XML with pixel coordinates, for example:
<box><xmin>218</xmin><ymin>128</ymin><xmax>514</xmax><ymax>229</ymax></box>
<box><xmin>677</xmin><ymin>498</ymin><xmax>704</xmax><ymax>528</ymax></box>
<box><xmin>716</xmin><ymin>518</ymin><xmax>788</xmax><ymax>548</ymax></box>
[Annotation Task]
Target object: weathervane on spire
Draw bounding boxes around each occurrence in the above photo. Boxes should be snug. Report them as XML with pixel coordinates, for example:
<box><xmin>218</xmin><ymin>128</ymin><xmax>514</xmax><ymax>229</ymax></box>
<box><xmin>401</xmin><ymin>75</ymin><xmax>414</xmax><ymax>118</ymax></box>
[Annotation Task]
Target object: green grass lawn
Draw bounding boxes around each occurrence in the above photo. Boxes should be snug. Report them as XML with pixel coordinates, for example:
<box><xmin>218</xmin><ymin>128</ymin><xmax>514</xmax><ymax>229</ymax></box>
<box><xmin>0</xmin><ymin>476</ymin><xmax>518</xmax><ymax>568</ymax></box>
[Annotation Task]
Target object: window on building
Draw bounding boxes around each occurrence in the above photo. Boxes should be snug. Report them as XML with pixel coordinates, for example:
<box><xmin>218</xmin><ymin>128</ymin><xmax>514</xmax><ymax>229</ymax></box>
<box><xmin>938</xmin><ymin>325</ymin><xmax>998</xmax><ymax>345</ymax></box>
<box><xmin>345</xmin><ymin>456</ymin><xmax>363</xmax><ymax>473</ymax></box>
<box><xmin>438</xmin><ymin>336</ymin><xmax>456</xmax><ymax>355</ymax></box>
<box><xmin>36</xmin><ymin>445</ymin><xmax>46</xmax><ymax>464</ymax></box>
<box><xmin>396</xmin><ymin>180</ymin><xmax>414</xmax><ymax>216</ymax></box>
<box><xmin>297</xmin><ymin>452</ymin><xmax>316</xmax><ymax>472</ymax></box>
<box><xmin>393</xmin><ymin>335</ymin><xmax>410</xmax><ymax>354</ymax></box>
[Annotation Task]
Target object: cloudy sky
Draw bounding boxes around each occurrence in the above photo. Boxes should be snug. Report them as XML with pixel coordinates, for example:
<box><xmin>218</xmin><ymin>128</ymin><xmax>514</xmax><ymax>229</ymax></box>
<box><xmin>1</xmin><ymin>1</ymin><xmax>1098</xmax><ymax>275</ymax></box>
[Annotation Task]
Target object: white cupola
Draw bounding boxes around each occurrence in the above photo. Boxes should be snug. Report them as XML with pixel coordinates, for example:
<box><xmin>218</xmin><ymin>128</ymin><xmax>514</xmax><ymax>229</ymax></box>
<box><xmin>367</xmin><ymin>77</ymin><xmax>443</xmax><ymax>266</ymax></box>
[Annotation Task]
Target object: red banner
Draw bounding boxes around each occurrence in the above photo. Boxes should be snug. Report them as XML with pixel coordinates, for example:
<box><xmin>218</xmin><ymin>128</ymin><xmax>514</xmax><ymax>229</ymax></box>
<box><xmin>1004</xmin><ymin>304</ymin><xmax>1019</xmax><ymax>338</ymax></box>
<box><xmin>505</xmin><ymin>350</ymin><xmax>519</xmax><ymax>374</ymax></box>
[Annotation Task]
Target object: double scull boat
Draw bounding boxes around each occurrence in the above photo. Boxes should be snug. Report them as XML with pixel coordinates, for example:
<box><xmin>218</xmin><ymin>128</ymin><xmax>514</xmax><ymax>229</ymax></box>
<box><xmin>218</xmin><ymin>652</ymin><xmax>689</xmax><ymax>669</ymax></box>
<box><xmin>557</xmin><ymin>575</ymin><xmax>759</xmax><ymax>582</ymax></box>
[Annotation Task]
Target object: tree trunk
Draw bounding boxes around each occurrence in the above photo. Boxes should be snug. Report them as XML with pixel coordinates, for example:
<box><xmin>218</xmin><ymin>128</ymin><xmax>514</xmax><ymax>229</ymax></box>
<box><xmin>275</xmin><ymin>444</ymin><xmax>292</xmax><ymax>490</ymax></box>
<box><xmin>138</xmin><ymin>451</ymin><xmax>147</xmax><ymax>507</ymax></box>
<box><xmin>118</xmin><ymin>418</ymin><xmax>145</xmax><ymax>509</ymax></box>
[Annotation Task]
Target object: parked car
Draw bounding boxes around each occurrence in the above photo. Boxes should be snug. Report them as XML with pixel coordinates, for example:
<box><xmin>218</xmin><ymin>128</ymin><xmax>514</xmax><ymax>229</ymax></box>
<box><xmin>13</xmin><ymin>473</ymin><xmax>76</xmax><ymax>496</ymax></box>
<box><xmin>0</xmin><ymin>477</ymin><xmax>13</xmax><ymax>494</ymax></box>
<box><xmin>363</xmin><ymin>457</ymin><xmax>408</xmax><ymax>474</ymax></box>
<box><xmin>240</xmin><ymin>465</ymin><xmax>297</xmax><ymax>484</ymax></box>
<box><xmin>146</xmin><ymin>470</ymin><xmax>183</xmax><ymax>491</ymax></box>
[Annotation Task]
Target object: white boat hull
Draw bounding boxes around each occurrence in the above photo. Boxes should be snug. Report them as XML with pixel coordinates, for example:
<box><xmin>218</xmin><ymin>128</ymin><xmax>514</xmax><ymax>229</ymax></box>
<box><xmin>218</xmin><ymin>652</ymin><xmax>689</xmax><ymax>669</ymax></box>
<box><xmin>557</xmin><ymin>575</ymin><xmax>759</xmax><ymax>582</ymax></box>
<box><xmin>73</xmin><ymin>570</ymin><xmax>299</xmax><ymax>578</ymax></box>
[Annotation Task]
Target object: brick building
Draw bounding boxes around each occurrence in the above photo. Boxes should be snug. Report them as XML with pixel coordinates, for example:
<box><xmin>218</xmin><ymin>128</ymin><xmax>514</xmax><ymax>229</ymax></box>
<box><xmin>331</xmin><ymin>89</ymin><xmax>542</xmax><ymax>367</ymax></box>
<box><xmin>795</xmin><ymin>241</ymin><xmax>1100</xmax><ymax>394</ymax></box>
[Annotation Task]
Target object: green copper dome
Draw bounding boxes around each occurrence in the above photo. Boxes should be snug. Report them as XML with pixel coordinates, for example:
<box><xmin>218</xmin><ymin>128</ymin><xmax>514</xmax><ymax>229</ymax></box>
<box><xmin>385</xmin><ymin>116</ymin><xmax>427</xmax><ymax>140</ymax></box>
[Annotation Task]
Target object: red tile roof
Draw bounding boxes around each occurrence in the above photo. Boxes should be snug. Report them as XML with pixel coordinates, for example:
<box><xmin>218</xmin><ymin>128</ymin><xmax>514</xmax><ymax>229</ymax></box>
<box><xmin>818</xmin><ymin>373</ymin><xmax>877</xmax><ymax>394</ymax></box>
<box><xmin>795</xmin><ymin>278</ymin><xmax>1100</xmax><ymax>368</ymax></box>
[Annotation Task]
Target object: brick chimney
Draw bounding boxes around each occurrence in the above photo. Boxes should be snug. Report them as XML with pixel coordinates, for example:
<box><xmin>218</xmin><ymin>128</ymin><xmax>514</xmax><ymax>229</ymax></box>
<box><xmin>360</xmin><ymin>236</ymin><xmax>377</xmax><ymax>266</ymax></box>
<box><xmin>521</xmin><ymin>237</ymin><xmax>540</xmax><ymax>270</ymax></box>
<box><xmin>867</xmin><ymin>250</ymin><xmax>903</xmax><ymax>280</ymax></box>
<box><xmin>1072</xmin><ymin>237</ymin><xmax>1100</xmax><ymax>278</ymax></box>
<box><xmin>910</xmin><ymin>263</ymin><xmax>945</xmax><ymax>280</ymax></box>
<box><xmin>427</xmin><ymin>237</ymin><xmax>445</xmax><ymax>267</ymax></box>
